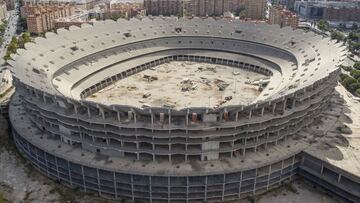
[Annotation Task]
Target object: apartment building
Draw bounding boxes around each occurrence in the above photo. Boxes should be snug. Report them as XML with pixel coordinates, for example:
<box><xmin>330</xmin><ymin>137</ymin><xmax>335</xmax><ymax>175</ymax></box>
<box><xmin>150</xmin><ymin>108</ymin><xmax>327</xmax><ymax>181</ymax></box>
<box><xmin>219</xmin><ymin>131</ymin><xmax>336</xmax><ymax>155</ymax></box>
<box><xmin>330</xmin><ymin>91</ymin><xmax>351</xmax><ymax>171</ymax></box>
<box><xmin>144</xmin><ymin>0</ymin><xmax>183</xmax><ymax>16</ymax></box>
<box><xmin>269</xmin><ymin>5</ymin><xmax>298</xmax><ymax>29</ymax></box>
<box><xmin>21</xmin><ymin>3</ymin><xmax>75</xmax><ymax>34</ymax></box>
<box><xmin>144</xmin><ymin>0</ymin><xmax>266</xmax><ymax>19</ymax></box>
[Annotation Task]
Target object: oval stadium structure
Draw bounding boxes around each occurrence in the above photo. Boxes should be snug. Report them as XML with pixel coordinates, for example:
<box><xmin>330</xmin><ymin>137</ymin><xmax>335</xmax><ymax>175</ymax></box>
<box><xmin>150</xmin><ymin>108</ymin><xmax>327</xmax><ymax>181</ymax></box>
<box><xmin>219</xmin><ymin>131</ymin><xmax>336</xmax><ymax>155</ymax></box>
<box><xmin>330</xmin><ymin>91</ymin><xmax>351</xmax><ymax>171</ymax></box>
<box><xmin>8</xmin><ymin>17</ymin><xmax>346</xmax><ymax>202</ymax></box>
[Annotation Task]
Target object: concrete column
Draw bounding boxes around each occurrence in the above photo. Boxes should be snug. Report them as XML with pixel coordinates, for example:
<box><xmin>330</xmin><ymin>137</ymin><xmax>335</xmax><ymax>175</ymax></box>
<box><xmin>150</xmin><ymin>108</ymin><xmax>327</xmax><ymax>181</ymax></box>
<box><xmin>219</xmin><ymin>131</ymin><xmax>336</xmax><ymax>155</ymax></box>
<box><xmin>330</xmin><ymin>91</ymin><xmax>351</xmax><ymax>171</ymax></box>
<box><xmin>267</xmin><ymin>165</ymin><xmax>272</xmax><ymax>190</ymax></box>
<box><xmin>67</xmin><ymin>161</ymin><xmax>73</xmax><ymax>186</ymax></box>
<box><xmin>44</xmin><ymin>152</ymin><xmax>49</xmax><ymax>176</ymax></box>
<box><xmin>113</xmin><ymin>172</ymin><xmax>117</xmax><ymax>198</ymax></box>
<box><xmin>248</xmin><ymin>110</ymin><xmax>252</xmax><ymax>119</ymax></box>
<box><xmin>117</xmin><ymin>111</ymin><xmax>121</xmax><ymax>122</ymax></box>
<box><xmin>265</xmin><ymin>133</ymin><xmax>269</xmax><ymax>149</ymax></box>
<box><xmin>186</xmin><ymin>177</ymin><xmax>189</xmax><ymax>203</ymax></box>
<box><xmin>130</xmin><ymin>175</ymin><xmax>134</xmax><ymax>201</ymax></box>
<box><xmin>337</xmin><ymin>174</ymin><xmax>342</xmax><ymax>183</ymax></box>
<box><xmin>87</xmin><ymin>107</ymin><xmax>91</xmax><ymax>118</ymax></box>
<box><xmin>204</xmin><ymin>176</ymin><xmax>208</xmax><ymax>201</ymax></box>
<box><xmin>81</xmin><ymin>165</ymin><xmax>86</xmax><ymax>192</ymax></box>
<box><xmin>150</xmin><ymin>112</ymin><xmax>155</xmax><ymax>133</ymax></box>
<box><xmin>149</xmin><ymin>176</ymin><xmax>153</xmax><ymax>203</ymax></box>
<box><xmin>290</xmin><ymin>156</ymin><xmax>295</xmax><ymax>181</ymax></box>
<box><xmin>167</xmin><ymin>177</ymin><xmax>171</xmax><ymax>203</ymax></box>
<box><xmin>231</xmin><ymin>141</ymin><xmax>234</xmax><ymax>158</ymax></box>
<box><xmin>261</xmin><ymin>107</ymin><xmax>265</xmax><ymax>117</ymax></box>
<box><xmin>235</xmin><ymin>111</ymin><xmax>239</xmax><ymax>121</ymax></box>
<box><xmin>55</xmin><ymin>157</ymin><xmax>60</xmax><ymax>179</ymax></box>
<box><xmin>222</xmin><ymin>175</ymin><xmax>225</xmax><ymax>201</ymax></box>
<box><xmin>253</xmin><ymin>168</ymin><xmax>258</xmax><ymax>195</ymax></box>
<box><xmin>282</xmin><ymin>100</ymin><xmax>287</xmax><ymax>113</ymax></box>
<box><xmin>292</xmin><ymin>98</ymin><xmax>296</xmax><ymax>109</ymax></box>
<box><xmin>98</xmin><ymin>107</ymin><xmax>105</xmax><ymax>119</ymax></box>
<box><xmin>238</xmin><ymin>171</ymin><xmax>243</xmax><ymax>198</ymax></box>
<box><xmin>43</xmin><ymin>94</ymin><xmax>47</xmax><ymax>104</ymax></box>
<box><xmin>272</xmin><ymin>103</ymin><xmax>276</xmax><ymax>114</ymax></box>
<box><xmin>74</xmin><ymin>104</ymin><xmax>78</xmax><ymax>114</ymax></box>
<box><xmin>168</xmin><ymin>109</ymin><xmax>171</xmax><ymax>134</ymax></box>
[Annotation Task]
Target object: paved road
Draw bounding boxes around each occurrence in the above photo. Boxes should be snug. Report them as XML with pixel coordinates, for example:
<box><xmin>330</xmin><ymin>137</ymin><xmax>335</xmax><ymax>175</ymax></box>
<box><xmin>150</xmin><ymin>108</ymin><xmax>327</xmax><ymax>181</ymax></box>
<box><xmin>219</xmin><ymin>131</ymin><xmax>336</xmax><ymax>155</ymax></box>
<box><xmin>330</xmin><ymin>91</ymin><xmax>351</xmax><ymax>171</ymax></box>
<box><xmin>0</xmin><ymin>4</ymin><xmax>19</xmax><ymax>66</ymax></box>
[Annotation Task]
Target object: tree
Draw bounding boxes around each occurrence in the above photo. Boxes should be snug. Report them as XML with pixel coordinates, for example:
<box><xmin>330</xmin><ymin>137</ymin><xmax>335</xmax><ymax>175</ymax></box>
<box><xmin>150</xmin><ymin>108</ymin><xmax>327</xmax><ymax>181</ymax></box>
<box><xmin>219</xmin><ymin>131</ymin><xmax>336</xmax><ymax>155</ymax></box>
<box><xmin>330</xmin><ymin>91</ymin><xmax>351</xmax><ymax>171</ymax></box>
<box><xmin>356</xmin><ymin>88</ymin><xmax>360</xmax><ymax>96</ymax></box>
<box><xmin>340</xmin><ymin>65</ymin><xmax>352</xmax><ymax>72</ymax></box>
<box><xmin>350</xmin><ymin>69</ymin><xmax>360</xmax><ymax>80</ymax></box>
<box><xmin>338</xmin><ymin>23</ymin><xmax>346</xmax><ymax>31</ymax></box>
<box><xmin>341</xmin><ymin>75</ymin><xmax>357</xmax><ymax>90</ymax></box>
<box><xmin>317</xmin><ymin>20</ymin><xmax>329</xmax><ymax>31</ymax></box>
<box><xmin>4</xmin><ymin>37</ymin><xmax>19</xmax><ymax>61</ymax></box>
<box><xmin>348</xmin><ymin>31</ymin><xmax>360</xmax><ymax>42</ymax></box>
<box><xmin>349</xmin><ymin>82</ymin><xmax>360</xmax><ymax>92</ymax></box>
<box><xmin>331</xmin><ymin>31</ymin><xmax>345</xmax><ymax>42</ymax></box>
<box><xmin>239</xmin><ymin>10</ymin><xmax>247</xmax><ymax>19</ymax></box>
<box><xmin>0</xmin><ymin>23</ymin><xmax>6</xmax><ymax>34</ymax></box>
<box><xmin>352</xmin><ymin>23</ymin><xmax>358</xmax><ymax>31</ymax></box>
<box><xmin>354</xmin><ymin>61</ymin><xmax>360</xmax><ymax>70</ymax></box>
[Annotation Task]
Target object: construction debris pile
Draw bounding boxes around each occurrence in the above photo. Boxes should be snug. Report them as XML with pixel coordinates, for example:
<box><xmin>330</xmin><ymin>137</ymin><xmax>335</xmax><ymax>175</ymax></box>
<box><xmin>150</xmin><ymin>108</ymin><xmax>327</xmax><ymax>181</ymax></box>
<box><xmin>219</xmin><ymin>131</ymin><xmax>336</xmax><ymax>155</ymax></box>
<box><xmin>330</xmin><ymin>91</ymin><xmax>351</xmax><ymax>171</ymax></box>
<box><xmin>214</xmin><ymin>79</ymin><xmax>230</xmax><ymax>91</ymax></box>
<box><xmin>143</xmin><ymin>75</ymin><xmax>158</xmax><ymax>82</ymax></box>
<box><xmin>180</xmin><ymin>79</ymin><xmax>198</xmax><ymax>92</ymax></box>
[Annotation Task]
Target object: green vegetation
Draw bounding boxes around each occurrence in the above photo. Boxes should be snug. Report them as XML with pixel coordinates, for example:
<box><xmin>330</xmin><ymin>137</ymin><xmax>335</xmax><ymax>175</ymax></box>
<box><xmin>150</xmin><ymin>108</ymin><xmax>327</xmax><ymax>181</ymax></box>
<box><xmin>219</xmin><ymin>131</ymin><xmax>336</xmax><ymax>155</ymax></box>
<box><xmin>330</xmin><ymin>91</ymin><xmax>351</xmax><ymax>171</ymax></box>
<box><xmin>317</xmin><ymin>20</ymin><xmax>329</xmax><ymax>31</ymax></box>
<box><xmin>0</xmin><ymin>192</ymin><xmax>5</xmax><ymax>203</ymax></box>
<box><xmin>340</xmin><ymin>73</ymin><xmax>360</xmax><ymax>96</ymax></box>
<box><xmin>235</xmin><ymin>7</ymin><xmax>247</xmax><ymax>19</ymax></box>
<box><xmin>330</xmin><ymin>31</ymin><xmax>345</xmax><ymax>42</ymax></box>
<box><xmin>350</xmin><ymin>69</ymin><xmax>360</xmax><ymax>80</ymax></box>
<box><xmin>4</xmin><ymin>32</ymin><xmax>32</xmax><ymax>61</ymax></box>
<box><xmin>18</xmin><ymin>17</ymin><xmax>27</xmax><ymax>32</ymax></box>
<box><xmin>0</xmin><ymin>20</ymin><xmax>8</xmax><ymax>45</ymax></box>
<box><xmin>0</xmin><ymin>23</ymin><xmax>6</xmax><ymax>34</ymax></box>
<box><xmin>315</xmin><ymin>19</ymin><xmax>359</xmax><ymax>54</ymax></box>
<box><xmin>340</xmin><ymin>65</ymin><xmax>352</xmax><ymax>71</ymax></box>
<box><xmin>354</xmin><ymin>61</ymin><xmax>360</xmax><ymax>70</ymax></box>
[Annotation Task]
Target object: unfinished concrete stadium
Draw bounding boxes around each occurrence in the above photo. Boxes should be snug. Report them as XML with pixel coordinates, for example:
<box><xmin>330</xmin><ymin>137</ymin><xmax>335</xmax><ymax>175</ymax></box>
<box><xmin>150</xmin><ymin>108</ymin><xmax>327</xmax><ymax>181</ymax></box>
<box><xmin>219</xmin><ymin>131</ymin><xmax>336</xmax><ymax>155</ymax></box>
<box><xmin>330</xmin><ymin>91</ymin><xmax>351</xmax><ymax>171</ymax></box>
<box><xmin>6</xmin><ymin>17</ymin><xmax>360</xmax><ymax>202</ymax></box>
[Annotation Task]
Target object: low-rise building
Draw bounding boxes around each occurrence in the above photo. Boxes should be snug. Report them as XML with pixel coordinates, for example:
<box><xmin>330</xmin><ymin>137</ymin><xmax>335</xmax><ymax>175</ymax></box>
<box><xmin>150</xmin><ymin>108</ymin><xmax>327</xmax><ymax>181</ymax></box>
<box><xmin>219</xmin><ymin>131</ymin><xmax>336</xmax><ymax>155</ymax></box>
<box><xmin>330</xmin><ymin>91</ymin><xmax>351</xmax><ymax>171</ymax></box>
<box><xmin>269</xmin><ymin>5</ymin><xmax>298</xmax><ymax>29</ymax></box>
<box><xmin>0</xmin><ymin>1</ymin><xmax>7</xmax><ymax>20</ymax></box>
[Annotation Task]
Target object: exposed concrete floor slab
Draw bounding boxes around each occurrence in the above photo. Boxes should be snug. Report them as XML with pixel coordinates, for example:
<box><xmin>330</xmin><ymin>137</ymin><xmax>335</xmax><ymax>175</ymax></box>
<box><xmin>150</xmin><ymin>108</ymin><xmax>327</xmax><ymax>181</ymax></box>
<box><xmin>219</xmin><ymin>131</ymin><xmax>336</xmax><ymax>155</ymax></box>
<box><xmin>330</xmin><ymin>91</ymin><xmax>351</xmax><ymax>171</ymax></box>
<box><xmin>303</xmin><ymin>84</ymin><xmax>360</xmax><ymax>177</ymax></box>
<box><xmin>86</xmin><ymin>61</ymin><xmax>267</xmax><ymax>109</ymax></box>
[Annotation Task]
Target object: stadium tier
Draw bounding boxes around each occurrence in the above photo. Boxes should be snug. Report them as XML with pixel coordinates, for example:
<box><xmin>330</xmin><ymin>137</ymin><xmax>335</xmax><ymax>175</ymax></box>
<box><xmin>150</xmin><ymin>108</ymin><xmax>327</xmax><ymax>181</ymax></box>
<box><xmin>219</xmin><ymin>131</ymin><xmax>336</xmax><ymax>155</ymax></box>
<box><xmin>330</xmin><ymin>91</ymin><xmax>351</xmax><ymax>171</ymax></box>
<box><xmin>8</xmin><ymin>17</ymin><xmax>346</xmax><ymax>202</ymax></box>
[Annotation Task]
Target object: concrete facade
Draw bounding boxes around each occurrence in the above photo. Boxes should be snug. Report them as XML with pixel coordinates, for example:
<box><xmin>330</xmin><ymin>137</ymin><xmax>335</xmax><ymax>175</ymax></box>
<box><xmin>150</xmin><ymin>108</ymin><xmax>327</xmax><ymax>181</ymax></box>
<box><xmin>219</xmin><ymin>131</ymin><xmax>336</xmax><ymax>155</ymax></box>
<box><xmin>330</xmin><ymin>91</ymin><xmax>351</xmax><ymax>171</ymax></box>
<box><xmin>7</xmin><ymin>18</ymin><xmax>350</xmax><ymax>202</ymax></box>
